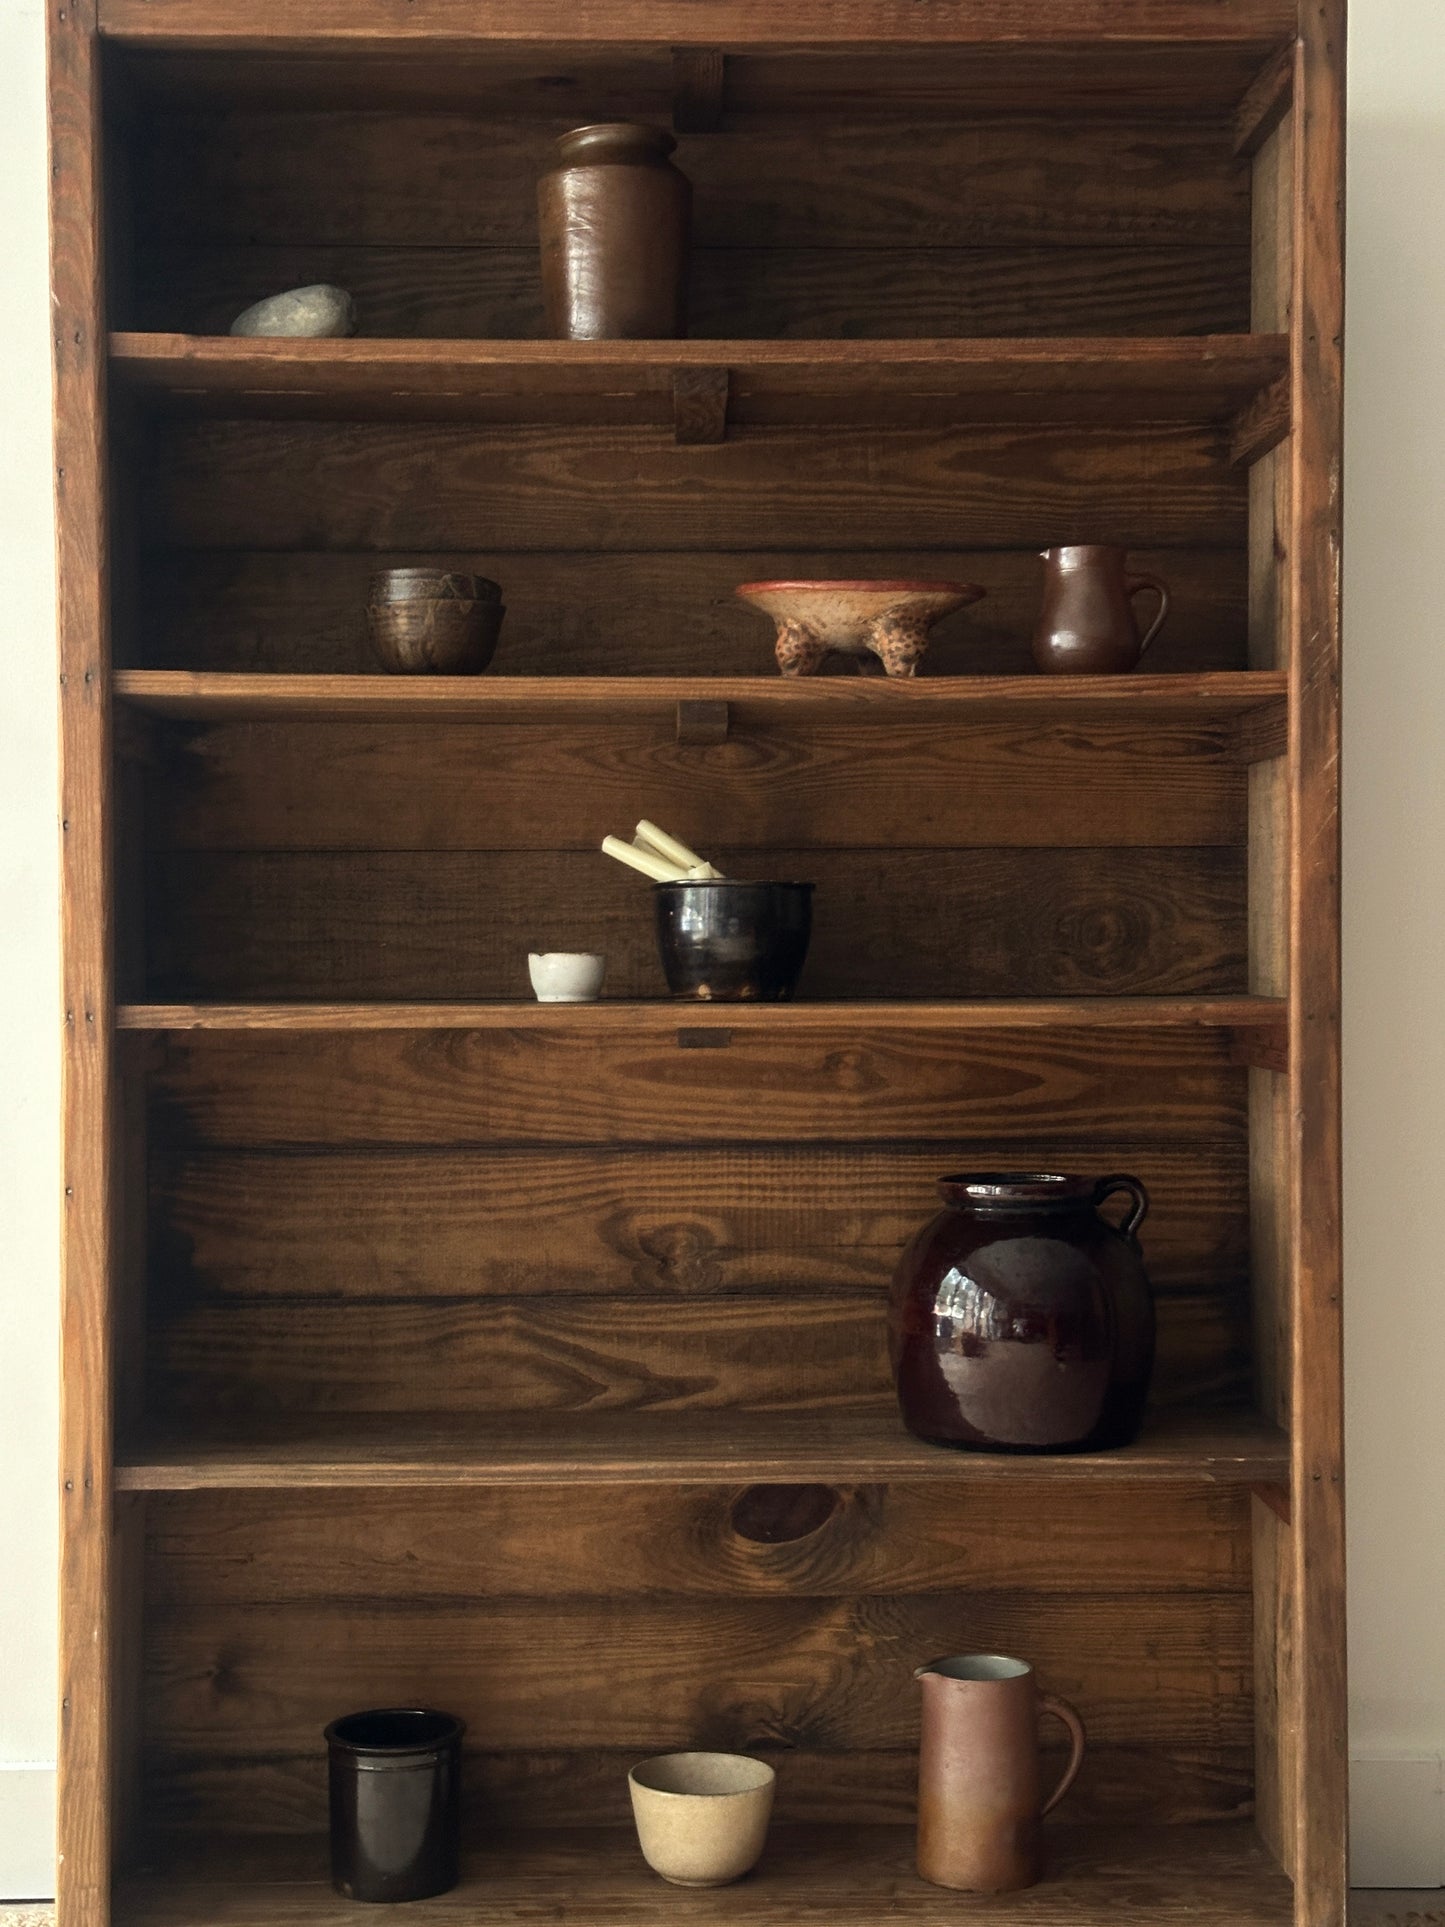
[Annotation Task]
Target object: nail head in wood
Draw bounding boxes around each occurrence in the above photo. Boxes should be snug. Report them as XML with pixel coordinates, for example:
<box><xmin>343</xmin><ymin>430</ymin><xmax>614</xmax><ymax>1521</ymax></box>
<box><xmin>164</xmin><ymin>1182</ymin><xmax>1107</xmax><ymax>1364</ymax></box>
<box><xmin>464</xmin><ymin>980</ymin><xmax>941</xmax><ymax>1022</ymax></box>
<box><xmin>675</xmin><ymin>699</ymin><xmax>730</xmax><ymax>746</ymax></box>
<box><xmin>673</xmin><ymin>365</ymin><xmax>729</xmax><ymax>444</ymax></box>
<box><xmin>671</xmin><ymin>47</ymin><xmax>725</xmax><ymax>132</ymax></box>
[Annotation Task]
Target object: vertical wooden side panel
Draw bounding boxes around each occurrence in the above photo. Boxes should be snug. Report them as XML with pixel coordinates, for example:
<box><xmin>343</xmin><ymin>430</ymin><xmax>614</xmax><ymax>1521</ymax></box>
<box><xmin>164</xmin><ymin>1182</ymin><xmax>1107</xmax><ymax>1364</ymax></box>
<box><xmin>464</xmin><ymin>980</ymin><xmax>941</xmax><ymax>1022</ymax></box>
<box><xmin>1247</xmin><ymin>94</ymin><xmax>1298</xmax><ymax>1875</ymax></box>
<box><xmin>1288</xmin><ymin>1</ymin><xmax>1347</xmax><ymax>1920</ymax></box>
<box><xmin>1252</xmin><ymin>1495</ymin><xmax>1299</xmax><ymax>1877</ymax></box>
<box><xmin>49</xmin><ymin>2</ymin><xmax>115</xmax><ymax>1923</ymax></box>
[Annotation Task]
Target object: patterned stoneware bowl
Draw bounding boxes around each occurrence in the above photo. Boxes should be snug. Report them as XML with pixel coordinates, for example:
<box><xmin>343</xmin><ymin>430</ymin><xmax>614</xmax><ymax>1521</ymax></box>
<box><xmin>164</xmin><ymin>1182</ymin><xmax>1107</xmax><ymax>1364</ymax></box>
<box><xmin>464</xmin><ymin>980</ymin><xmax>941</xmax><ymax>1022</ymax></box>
<box><xmin>735</xmin><ymin>578</ymin><xmax>986</xmax><ymax>678</ymax></box>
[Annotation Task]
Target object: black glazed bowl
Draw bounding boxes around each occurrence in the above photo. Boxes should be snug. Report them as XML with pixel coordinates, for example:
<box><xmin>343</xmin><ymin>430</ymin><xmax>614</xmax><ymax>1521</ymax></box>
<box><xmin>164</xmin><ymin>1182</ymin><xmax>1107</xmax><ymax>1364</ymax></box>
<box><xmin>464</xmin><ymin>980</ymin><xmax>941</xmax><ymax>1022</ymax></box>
<box><xmin>654</xmin><ymin>879</ymin><xmax>814</xmax><ymax>1001</ymax></box>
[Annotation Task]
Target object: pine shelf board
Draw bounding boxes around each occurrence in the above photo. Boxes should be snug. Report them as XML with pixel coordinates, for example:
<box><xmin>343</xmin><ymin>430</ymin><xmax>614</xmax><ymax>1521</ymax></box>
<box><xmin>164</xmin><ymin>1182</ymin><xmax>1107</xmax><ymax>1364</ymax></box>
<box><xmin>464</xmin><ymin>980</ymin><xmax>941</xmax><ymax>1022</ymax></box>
<box><xmin>108</xmin><ymin>333</ymin><xmax>1288</xmax><ymax>429</ymax></box>
<box><xmin>96</xmin><ymin>0</ymin><xmax>1298</xmax><ymax>51</ymax></box>
<box><xmin>115</xmin><ymin>996</ymin><xmax>1287</xmax><ymax>1038</ymax></box>
<box><xmin>114</xmin><ymin>1404</ymin><xmax>1288</xmax><ymax>1491</ymax></box>
<box><xmin>113</xmin><ymin>669</ymin><xmax>1289</xmax><ymax>729</ymax></box>
<box><xmin>115</xmin><ymin>1823</ymin><xmax>1294</xmax><ymax>1925</ymax></box>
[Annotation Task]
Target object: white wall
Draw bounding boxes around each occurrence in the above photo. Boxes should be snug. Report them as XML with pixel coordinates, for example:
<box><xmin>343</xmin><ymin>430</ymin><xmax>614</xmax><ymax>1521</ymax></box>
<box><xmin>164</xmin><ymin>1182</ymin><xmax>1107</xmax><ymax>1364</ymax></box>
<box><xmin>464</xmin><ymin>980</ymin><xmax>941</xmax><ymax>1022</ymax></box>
<box><xmin>1343</xmin><ymin>0</ymin><xmax>1445</xmax><ymax>1890</ymax></box>
<box><xmin>0</xmin><ymin>0</ymin><xmax>61</xmax><ymax>1899</ymax></box>
<box><xmin>0</xmin><ymin>0</ymin><xmax>1443</xmax><ymax>1899</ymax></box>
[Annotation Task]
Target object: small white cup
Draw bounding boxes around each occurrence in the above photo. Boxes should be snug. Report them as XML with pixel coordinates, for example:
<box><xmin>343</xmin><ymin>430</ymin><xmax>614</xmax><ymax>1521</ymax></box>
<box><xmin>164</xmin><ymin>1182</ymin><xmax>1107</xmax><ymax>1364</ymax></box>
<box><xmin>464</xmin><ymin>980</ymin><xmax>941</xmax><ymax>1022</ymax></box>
<box><xmin>628</xmin><ymin>1751</ymin><xmax>776</xmax><ymax>1887</ymax></box>
<box><xmin>527</xmin><ymin>952</ymin><xmax>606</xmax><ymax>1003</ymax></box>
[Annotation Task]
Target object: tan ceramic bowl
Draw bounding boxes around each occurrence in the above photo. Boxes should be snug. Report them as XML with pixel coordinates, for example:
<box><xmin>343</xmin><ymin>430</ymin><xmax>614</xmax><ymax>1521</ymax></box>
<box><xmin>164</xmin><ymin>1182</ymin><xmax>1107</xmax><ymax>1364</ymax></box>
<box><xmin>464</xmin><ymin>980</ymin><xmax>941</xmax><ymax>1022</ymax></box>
<box><xmin>735</xmin><ymin>578</ymin><xmax>986</xmax><ymax>678</ymax></box>
<box><xmin>628</xmin><ymin>1751</ymin><xmax>776</xmax><ymax>1886</ymax></box>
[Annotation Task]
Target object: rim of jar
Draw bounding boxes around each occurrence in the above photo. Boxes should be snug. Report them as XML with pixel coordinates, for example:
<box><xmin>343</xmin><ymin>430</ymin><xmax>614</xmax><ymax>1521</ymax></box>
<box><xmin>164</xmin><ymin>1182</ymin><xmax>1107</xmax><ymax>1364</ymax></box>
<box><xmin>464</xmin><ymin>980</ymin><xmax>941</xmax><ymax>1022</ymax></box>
<box><xmin>551</xmin><ymin>122</ymin><xmax>678</xmax><ymax>165</ymax></box>
<box><xmin>937</xmin><ymin>1173</ymin><xmax>1096</xmax><ymax>1209</ymax></box>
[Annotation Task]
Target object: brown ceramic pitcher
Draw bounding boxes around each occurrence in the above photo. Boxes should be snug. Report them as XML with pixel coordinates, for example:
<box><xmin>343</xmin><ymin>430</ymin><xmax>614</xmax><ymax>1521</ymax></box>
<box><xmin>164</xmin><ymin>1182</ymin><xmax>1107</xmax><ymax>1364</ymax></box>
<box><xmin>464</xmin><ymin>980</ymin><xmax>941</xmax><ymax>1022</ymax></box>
<box><xmin>915</xmin><ymin>1655</ymin><xmax>1086</xmax><ymax>1893</ymax></box>
<box><xmin>1032</xmin><ymin>545</ymin><xmax>1170</xmax><ymax>674</ymax></box>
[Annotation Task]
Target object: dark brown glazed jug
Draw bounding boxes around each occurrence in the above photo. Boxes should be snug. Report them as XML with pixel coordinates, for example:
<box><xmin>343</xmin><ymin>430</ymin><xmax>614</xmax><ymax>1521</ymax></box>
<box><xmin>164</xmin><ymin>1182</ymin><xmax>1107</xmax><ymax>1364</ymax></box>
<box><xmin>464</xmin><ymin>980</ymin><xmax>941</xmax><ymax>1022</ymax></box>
<box><xmin>888</xmin><ymin>1174</ymin><xmax>1155</xmax><ymax>1452</ymax></box>
<box><xmin>1032</xmin><ymin>545</ymin><xmax>1170</xmax><ymax>674</ymax></box>
<box><xmin>538</xmin><ymin>123</ymin><xmax>691</xmax><ymax>340</ymax></box>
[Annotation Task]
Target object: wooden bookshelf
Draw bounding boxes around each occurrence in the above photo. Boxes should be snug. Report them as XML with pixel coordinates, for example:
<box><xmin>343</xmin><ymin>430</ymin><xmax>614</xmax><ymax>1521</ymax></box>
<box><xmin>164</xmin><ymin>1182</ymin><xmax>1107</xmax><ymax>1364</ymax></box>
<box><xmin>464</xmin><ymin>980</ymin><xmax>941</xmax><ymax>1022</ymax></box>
<box><xmin>51</xmin><ymin>3</ymin><xmax>1344</xmax><ymax>1923</ymax></box>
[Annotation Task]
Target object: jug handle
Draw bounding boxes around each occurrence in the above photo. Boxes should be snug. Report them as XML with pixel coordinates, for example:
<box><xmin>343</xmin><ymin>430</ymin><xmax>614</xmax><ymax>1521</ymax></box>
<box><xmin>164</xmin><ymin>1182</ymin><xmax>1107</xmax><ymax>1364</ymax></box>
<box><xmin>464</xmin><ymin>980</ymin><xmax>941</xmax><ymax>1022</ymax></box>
<box><xmin>1038</xmin><ymin>1694</ymin><xmax>1087</xmax><ymax>1816</ymax></box>
<box><xmin>1093</xmin><ymin>1174</ymin><xmax>1149</xmax><ymax>1241</ymax></box>
<box><xmin>1126</xmin><ymin>573</ymin><xmax>1171</xmax><ymax>655</ymax></box>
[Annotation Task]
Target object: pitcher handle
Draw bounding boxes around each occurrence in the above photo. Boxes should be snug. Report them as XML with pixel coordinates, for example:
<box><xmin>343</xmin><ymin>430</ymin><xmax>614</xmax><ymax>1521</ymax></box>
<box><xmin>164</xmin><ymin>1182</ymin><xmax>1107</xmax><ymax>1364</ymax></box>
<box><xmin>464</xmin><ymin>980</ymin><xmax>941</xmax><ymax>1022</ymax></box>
<box><xmin>1093</xmin><ymin>1174</ymin><xmax>1149</xmax><ymax>1241</ymax></box>
<box><xmin>1126</xmin><ymin>573</ymin><xmax>1171</xmax><ymax>655</ymax></box>
<box><xmin>1038</xmin><ymin>1694</ymin><xmax>1087</xmax><ymax>1816</ymax></box>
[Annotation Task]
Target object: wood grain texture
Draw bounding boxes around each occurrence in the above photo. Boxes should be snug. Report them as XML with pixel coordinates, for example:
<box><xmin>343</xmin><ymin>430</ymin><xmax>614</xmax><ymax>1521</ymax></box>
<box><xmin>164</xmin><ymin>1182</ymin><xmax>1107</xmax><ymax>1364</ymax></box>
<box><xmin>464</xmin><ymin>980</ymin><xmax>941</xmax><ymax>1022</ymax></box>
<box><xmin>139</xmin><ymin>420</ymin><xmax>1247</xmax><ymax>553</ymax></box>
<box><xmin>130</xmin><ymin>113</ymin><xmax>1249</xmax><ymax>251</ymax></box>
<box><xmin>117</xmin><ymin>1406</ymin><xmax>1288</xmax><ymax>1493</ymax></box>
<box><xmin>103</xmin><ymin>43</ymin><xmax>1285</xmax><ymax>120</ymax></box>
<box><xmin>97</xmin><ymin>0</ymin><xmax>1299</xmax><ymax>45</ymax></box>
<box><xmin>115</xmin><ymin>672</ymin><xmax>1283</xmax><ymax>726</ymax></box>
<box><xmin>141</xmin><ymin>1023</ymin><xmax>1248</xmax><ymax>1146</ymax></box>
<box><xmin>126</xmin><ymin>547</ymin><xmax>1250</xmax><ymax>677</ymax></box>
<box><xmin>139</xmin><ymin>1745</ymin><xmax>1255</xmax><ymax>1835</ymax></box>
<box><xmin>49</xmin><ymin>0</ymin><xmax>116</xmax><ymax>1919</ymax></box>
<box><xmin>125</xmin><ymin>241</ymin><xmax>1253</xmax><ymax>342</ymax></box>
<box><xmin>147</xmin><ymin>1137</ymin><xmax>1247</xmax><ymax>1301</ymax></box>
<box><xmin>142</xmin><ymin>847</ymin><xmax>1247</xmax><ymax>1001</ymax></box>
<box><xmin>111</xmin><ymin>334</ymin><xmax>1286</xmax><ymax>430</ymax></box>
<box><xmin>142</xmin><ymin>1591</ymin><xmax>1251</xmax><ymax>1755</ymax></box>
<box><xmin>113</xmin><ymin>1825</ymin><xmax>1294</xmax><ymax>1926</ymax></box>
<box><xmin>1286</xmin><ymin>6</ymin><xmax>1348</xmax><ymax>1917</ymax></box>
<box><xmin>144</xmin><ymin>1481</ymin><xmax>1252</xmax><ymax>1601</ymax></box>
<box><xmin>141</xmin><ymin>716</ymin><xmax>1247</xmax><ymax>850</ymax></box>
<box><xmin>142</xmin><ymin>1286</ymin><xmax>1247</xmax><ymax>1419</ymax></box>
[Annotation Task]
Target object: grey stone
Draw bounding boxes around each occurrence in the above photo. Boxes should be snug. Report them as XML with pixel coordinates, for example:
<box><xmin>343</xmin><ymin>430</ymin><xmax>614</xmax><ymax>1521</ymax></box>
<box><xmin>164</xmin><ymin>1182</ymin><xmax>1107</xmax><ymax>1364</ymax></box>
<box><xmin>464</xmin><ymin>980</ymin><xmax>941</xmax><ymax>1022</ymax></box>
<box><xmin>229</xmin><ymin>284</ymin><xmax>357</xmax><ymax>338</ymax></box>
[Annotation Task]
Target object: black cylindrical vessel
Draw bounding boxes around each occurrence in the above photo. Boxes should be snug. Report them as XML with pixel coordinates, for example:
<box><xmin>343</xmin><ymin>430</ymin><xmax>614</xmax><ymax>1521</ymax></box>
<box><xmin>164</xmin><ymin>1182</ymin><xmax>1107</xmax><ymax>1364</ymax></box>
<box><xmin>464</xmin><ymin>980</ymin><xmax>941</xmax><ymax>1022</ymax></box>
<box><xmin>654</xmin><ymin>879</ymin><xmax>814</xmax><ymax>1001</ymax></box>
<box><xmin>325</xmin><ymin>1708</ymin><xmax>464</xmax><ymax>1903</ymax></box>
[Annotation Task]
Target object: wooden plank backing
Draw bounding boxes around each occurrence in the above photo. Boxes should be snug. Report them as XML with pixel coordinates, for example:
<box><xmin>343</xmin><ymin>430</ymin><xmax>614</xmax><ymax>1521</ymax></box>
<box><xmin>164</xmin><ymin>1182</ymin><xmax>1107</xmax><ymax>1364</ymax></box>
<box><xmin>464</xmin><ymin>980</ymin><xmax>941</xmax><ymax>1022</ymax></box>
<box><xmin>148</xmin><ymin>1137</ymin><xmax>1247</xmax><ymax>1300</ymax></box>
<box><xmin>128</xmin><ymin>113</ymin><xmax>1249</xmax><ymax>250</ymax></box>
<box><xmin>140</xmin><ymin>717</ymin><xmax>1247</xmax><ymax>850</ymax></box>
<box><xmin>143</xmin><ymin>847</ymin><xmax>1247</xmax><ymax>1001</ymax></box>
<box><xmin>143</xmin><ymin>1286</ymin><xmax>1248</xmax><ymax>1419</ymax></box>
<box><xmin>143</xmin><ymin>1023</ymin><xmax>1247</xmax><ymax>1146</ymax></box>
<box><xmin>128</xmin><ymin>547</ymin><xmax>1250</xmax><ymax>678</ymax></box>
<box><xmin>124</xmin><ymin>241</ymin><xmax>1253</xmax><ymax>342</ymax></box>
<box><xmin>139</xmin><ymin>421</ymin><xmax>1247</xmax><ymax>552</ymax></box>
<box><xmin>146</xmin><ymin>1481</ymin><xmax>1252</xmax><ymax>1601</ymax></box>
<box><xmin>142</xmin><ymin>1591</ymin><xmax>1251</xmax><ymax>1757</ymax></box>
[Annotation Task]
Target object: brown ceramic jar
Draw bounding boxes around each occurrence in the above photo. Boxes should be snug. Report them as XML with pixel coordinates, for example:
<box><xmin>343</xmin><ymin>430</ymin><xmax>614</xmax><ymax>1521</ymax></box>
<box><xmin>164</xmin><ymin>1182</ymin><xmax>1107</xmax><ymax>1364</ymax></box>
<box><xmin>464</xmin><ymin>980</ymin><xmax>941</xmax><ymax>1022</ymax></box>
<box><xmin>538</xmin><ymin>123</ymin><xmax>691</xmax><ymax>340</ymax></box>
<box><xmin>887</xmin><ymin>1174</ymin><xmax>1155</xmax><ymax>1452</ymax></box>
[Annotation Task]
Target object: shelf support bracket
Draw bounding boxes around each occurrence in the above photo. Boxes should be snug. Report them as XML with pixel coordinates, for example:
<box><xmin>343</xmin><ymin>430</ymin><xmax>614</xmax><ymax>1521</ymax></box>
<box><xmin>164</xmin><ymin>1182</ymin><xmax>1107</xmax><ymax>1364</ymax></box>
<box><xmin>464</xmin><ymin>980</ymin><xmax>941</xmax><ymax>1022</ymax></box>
<box><xmin>1233</xmin><ymin>41</ymin><xmax>1296</xmax><ymax>158</ymax></box>
<box><xmin>672</xmin><ymin>47</ymin><xmax>726</xmax><ymax>133</ymax></box>
<box><xmin>676</xmin><ymin>699</ymin><xmax>730</xmax><ymax>746</ymax></box>
<box><xmin>1232</xmin><ymin>700</ymin><xmax>1288</xmax><ymax>765</ymax></box>
<box><xmin>1230</xmin><ymin>376</ymin><xmax>1292</xmax><ymax>468</ymax></box>
<box><xmin>673</xmin><ymin>366</ymin><xmax>730</xmax><ymax>444</ymax></box>
<box><xmin>1229</xmin><ymin>1020</ymin><xmax>1289</xmax><ymax>1075</ymax></box>
<box><xmin>1251</xmin><ymin>1481</ymin><xmax>1293</xmax><ymax>1526</ymax></box>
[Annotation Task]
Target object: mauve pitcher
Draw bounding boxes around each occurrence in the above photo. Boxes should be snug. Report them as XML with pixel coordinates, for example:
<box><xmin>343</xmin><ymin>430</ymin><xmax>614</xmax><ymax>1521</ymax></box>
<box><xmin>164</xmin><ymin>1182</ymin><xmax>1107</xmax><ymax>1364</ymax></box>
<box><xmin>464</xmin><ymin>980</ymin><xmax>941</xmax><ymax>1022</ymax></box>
<box><xmin>915</xmin><ymin>1655</ymin><xmax>1086</xmax><ymax>1892</ymax></box>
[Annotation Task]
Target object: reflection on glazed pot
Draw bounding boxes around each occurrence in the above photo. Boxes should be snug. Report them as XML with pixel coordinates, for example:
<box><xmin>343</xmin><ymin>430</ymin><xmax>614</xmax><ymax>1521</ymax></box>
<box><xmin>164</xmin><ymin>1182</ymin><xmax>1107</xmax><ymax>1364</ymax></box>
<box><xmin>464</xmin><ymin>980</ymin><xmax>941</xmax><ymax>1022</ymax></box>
<box><xmin>654</xmin><ymin>880</ymin><xmax>813</xmax><ymax>1000</ymax></box>
<box><xmin>887</xmin><ymin>1173</ymin><xmax>1155</xmax><ymax>1452</ymax></box>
